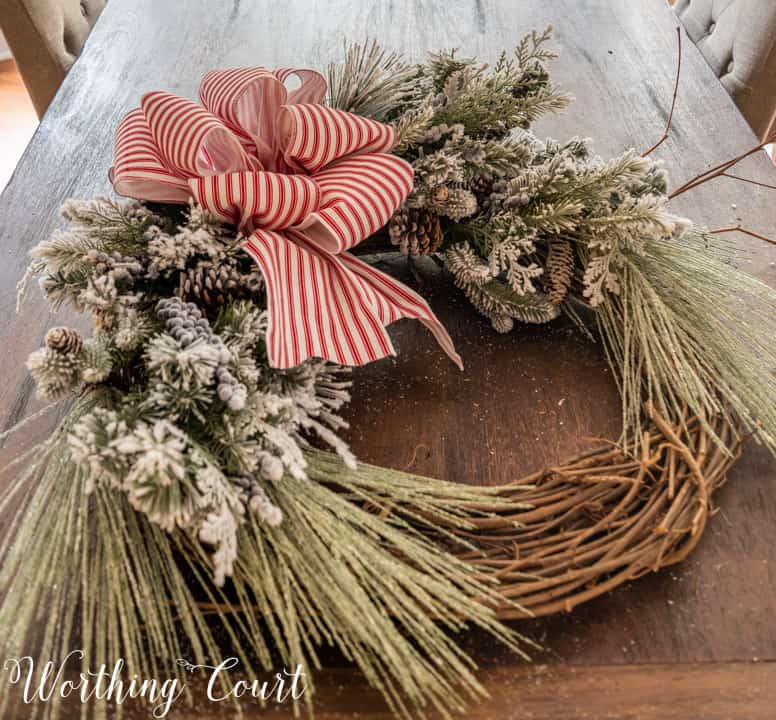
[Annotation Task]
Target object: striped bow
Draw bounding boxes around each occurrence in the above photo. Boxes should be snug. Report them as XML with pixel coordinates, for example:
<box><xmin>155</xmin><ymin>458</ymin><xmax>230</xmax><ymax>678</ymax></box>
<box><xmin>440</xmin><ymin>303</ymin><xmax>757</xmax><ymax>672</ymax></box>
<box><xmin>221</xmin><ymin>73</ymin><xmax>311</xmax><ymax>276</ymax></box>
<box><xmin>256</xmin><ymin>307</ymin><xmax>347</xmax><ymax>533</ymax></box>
<box><xmin>110</xmin><ymin>67</ymin><xmax>461</xmax><ymax>370</ymax></box>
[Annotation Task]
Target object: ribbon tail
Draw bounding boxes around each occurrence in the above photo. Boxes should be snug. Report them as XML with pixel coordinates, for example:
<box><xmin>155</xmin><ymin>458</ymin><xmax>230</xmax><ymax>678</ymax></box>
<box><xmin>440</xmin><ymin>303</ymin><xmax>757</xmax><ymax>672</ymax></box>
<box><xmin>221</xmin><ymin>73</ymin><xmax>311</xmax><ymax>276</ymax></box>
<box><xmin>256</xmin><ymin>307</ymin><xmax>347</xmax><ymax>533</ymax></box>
<box><xmin>244</xmin><ymin>230</ymin><xmax>397</xmax><ymax>369</ymax></box>
<box><xmin>337</xmin><ymin>253</ymin><xmax>463</xmax><ymax>371</ymax></box>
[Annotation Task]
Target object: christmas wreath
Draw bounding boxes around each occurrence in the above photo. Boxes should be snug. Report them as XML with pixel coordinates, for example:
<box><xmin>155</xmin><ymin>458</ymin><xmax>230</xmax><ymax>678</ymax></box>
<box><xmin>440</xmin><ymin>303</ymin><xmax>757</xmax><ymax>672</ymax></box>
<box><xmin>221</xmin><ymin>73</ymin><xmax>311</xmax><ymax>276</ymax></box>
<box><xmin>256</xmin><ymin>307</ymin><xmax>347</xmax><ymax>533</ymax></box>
<box><xmin>3</xmin><ymin>28</ymin><xmax>776</xmax><ymax>719</ymax></box>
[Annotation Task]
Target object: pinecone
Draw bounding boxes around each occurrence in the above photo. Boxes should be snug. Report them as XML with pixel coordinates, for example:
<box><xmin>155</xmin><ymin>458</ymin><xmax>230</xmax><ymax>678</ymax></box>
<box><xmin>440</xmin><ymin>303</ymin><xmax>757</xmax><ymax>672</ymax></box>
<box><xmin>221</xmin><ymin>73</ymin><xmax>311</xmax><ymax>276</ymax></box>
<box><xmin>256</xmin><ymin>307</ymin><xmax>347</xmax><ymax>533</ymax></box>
<box><xmin>46</xmin><ymin>327</ymin><xmax>83</xmax><ymax>355</ymax></box>
<box><xmin>470</xmin><ymin>173</ymin><xmax>494</xmax><ymax>196</ymax></box>
<box><xmin>440</xmin><ymin>188</ymin><xmax>478</xmax><ymax>221</ymax></box>
<box><xmin>388</xmin><ymin>207</ymin><xmax>444</xmax><ymax>257</ymax></box>
<box><xmin>545</xmin><ymin>239</ymin><xmax>575</xmax><ymax>306</ymax></box>
<box><xmin>177</xmin><ymin>261</ymin><xmax>260</xmax><ymax>308</ymax></box>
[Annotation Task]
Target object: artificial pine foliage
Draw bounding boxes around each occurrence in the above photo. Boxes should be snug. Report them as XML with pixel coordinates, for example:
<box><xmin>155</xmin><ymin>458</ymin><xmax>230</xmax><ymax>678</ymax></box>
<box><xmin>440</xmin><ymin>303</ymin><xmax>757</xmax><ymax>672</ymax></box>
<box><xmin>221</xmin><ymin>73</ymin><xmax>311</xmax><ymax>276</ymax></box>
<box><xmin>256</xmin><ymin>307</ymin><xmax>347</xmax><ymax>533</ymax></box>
<box><xmin>325</xmin><ymin>30</ymin><xmax>776</xmax><ymax>459</ymax></box>
<box><xmin>21</xmin><ymin>198</ymin><xmax>356</xmax><ymax>586</ymax></box>
<box><xmin>329</xmin><ymin>30</ymin><xmax>776</xmax><ymax>455</ymax></box>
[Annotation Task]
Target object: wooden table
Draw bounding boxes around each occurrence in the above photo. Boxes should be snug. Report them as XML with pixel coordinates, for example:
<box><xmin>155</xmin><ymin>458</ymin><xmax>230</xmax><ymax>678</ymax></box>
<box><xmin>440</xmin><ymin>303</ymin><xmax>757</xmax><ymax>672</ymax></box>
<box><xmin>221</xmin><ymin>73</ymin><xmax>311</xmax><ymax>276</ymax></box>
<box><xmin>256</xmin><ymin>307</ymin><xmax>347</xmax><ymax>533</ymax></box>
<box><xmin>2</xmin><ymin>1</ymin><xmax>776</xmax><ymax>718</ymax></box>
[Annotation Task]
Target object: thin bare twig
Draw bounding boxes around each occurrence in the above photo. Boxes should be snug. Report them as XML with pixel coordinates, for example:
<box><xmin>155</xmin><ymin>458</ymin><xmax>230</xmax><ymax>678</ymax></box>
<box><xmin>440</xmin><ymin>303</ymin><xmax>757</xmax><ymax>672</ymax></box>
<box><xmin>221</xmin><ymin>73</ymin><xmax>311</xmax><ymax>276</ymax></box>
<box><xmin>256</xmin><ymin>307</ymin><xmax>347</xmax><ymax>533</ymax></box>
<box><xmin>721</xmin><ymin>172</ymin><xmax>776</xmax><ymax>191</ymax></box>
<box><xmin>668</xmin><ymin>142</ymin><xmax>769</xmax><ymax>199</ymax></box>
<box><xmin>642</xmin><ymin>27</ymin><xmax>682</xmax><ymax>157</ymax></box>
<box><xmin>706</xmin><ymin>224</ymin><xmax>776</xmax><ymax>247</ymax></box>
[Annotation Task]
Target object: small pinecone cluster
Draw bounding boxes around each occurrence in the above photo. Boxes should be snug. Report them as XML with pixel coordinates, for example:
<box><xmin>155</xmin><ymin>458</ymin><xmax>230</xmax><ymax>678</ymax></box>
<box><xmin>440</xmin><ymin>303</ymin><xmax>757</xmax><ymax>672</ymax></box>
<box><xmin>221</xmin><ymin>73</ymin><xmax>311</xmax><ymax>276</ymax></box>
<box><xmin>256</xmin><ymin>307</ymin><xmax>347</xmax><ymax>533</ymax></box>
<box><xmin>156</xmin><ymin>297</ymin><xmax>247</xmax><ymax>411</ymax></box>
<box><xmin>388</xmin><ymin>206</ymin><xmax>444</xmax><ymax>257</ymax></box>
<box><xmin>83</xmin><ymin>249</ymin><xmax>145</xmax><ymax>285</ymax></box>
<box><xmin>177</xmin><ymin>260</ymin><xmax>261</xmax><ymax>309</ymax></box>
<box><xmin>46</xmin><ymin>326</ymin><xmax>83</xmax><ymax>354</ymax></box>
<box><xmin>544</xmin><ymin>239</ymin><xmax>575</xmax><ymax>306</ymax></box>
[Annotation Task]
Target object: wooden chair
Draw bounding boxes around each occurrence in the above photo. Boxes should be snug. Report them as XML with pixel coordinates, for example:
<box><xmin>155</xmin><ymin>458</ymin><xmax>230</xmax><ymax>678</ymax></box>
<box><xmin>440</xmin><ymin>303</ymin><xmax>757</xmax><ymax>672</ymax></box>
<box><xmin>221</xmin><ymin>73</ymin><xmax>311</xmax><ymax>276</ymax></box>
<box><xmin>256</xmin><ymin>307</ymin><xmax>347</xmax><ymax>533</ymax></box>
<box><xmin>674</xmin><ymin>0</ymin><xmax>776</xmax><ymax>141</ymax></box>
<box><xmin>0</xmin><ymin>0</ymin><xmax>106</xmax><ymax>117</ymax></box>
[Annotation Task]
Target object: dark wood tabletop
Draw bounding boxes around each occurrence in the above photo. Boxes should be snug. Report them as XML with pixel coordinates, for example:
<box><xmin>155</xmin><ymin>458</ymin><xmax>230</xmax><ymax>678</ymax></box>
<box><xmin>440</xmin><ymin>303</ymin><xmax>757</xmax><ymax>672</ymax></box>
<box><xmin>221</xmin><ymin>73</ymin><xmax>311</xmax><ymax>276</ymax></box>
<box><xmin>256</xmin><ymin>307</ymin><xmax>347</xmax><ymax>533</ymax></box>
<box><xmin>2</xmin><ymin>1</ymin><xmax>776</xmax><ymax>718</ymax></box>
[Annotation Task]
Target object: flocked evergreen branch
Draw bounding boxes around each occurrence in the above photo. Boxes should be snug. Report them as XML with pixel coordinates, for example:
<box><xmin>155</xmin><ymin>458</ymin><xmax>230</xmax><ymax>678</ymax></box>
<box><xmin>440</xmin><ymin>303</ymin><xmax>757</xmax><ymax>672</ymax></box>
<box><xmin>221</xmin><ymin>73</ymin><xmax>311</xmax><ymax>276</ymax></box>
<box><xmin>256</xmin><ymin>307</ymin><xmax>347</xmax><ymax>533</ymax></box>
<box><xmin>327</xmin><ymin>39</ymin><xmax>424</xmax><ymax>121</ymax></box>
<box><xmin>19</xmin><ymin>199</ymin><xmax>354</xmax><ymax>588</ymax></box>
<box><xmin>514</xmin><ymin>25</ymin><xmax>558</xmax><ymax>68</ymax></box>
<box><xmin>338</xmin><ymin>30</ymin><xmax>776</xmax><ymax>458</ymax></box>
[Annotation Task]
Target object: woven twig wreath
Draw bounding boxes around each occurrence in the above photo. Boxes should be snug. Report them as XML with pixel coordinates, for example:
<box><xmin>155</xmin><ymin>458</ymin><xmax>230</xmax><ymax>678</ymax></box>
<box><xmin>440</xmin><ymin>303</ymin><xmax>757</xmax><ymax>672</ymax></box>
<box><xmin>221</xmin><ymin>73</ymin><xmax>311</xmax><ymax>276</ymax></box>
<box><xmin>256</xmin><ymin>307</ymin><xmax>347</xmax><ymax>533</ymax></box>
<box><xmin>442</xmin><ymin>406</ymin><xmax>741</xmax><ymax>618</ymax></box>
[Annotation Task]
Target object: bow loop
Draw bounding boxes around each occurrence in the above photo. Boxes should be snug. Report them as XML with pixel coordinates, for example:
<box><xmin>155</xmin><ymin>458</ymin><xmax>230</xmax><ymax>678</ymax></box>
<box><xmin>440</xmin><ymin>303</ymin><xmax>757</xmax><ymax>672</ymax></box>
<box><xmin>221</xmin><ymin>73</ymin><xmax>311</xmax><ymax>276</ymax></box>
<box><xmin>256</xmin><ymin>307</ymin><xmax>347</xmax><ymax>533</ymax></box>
<box><xmin>110</xmin><ymin>66</ymin><xmax>461</xmax><ymax>371</ymax></box>
<box><xmin>274</xmin><ymin>68</ymin><xmax>327</xmax><ymax>105</ymax></box>
<box><xmin>279</xmin><ymin>104</ymin><xmax>397</xmax><ymax>175</ymax></box>
<box><xmin>141</xmin><ymin>91</ymin><xmax>252</xmax><ymax>177</ymax></box>
<box><xmin>111</xmin><ymin>108</ymin><xmax>192</xmax><ymax>202</ymax></box>
<box><xmin>200</xmin><ymin>69</ymin><xmax>287</xmax><ymax>170</ymax></box>
<box><xmin>301</xmin><ymin>154</ymin><xmax>413</xmax><ymax>254</ymax></box>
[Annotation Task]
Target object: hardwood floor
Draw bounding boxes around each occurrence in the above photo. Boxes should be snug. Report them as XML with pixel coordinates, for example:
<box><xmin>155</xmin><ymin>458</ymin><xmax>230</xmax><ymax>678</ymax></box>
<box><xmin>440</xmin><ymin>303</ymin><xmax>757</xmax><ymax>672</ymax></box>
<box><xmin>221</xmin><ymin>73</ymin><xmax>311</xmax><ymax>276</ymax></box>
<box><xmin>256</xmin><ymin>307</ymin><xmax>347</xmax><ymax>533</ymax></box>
<box><xmin>0</xmin><ymin>59</ymin><xmax>37</xmax><ymax>192</ymax></box>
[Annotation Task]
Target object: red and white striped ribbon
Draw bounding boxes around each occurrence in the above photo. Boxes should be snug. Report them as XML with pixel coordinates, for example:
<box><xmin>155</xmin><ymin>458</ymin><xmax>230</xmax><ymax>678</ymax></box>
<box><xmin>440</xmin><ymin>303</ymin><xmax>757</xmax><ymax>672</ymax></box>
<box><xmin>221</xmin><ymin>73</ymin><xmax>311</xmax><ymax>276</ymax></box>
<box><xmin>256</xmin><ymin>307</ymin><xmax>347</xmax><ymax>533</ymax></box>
<box><xmin>110</xmin><ymin>67</ymin><xmax>462</xmax><ymax>370</ymax></box>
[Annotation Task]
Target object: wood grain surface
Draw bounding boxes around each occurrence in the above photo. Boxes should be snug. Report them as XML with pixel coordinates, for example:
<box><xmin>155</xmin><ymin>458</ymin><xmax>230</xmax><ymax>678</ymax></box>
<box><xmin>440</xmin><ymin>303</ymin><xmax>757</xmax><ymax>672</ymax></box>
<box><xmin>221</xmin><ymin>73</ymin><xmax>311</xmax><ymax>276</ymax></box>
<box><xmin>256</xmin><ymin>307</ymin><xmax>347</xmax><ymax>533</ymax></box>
<box><xmin>1</xmin><ymin>1</ymin><xmax>776</xmax><ymax>718</ymax></box>
<box><xmin>164</xmin><ymin>661</ymin><xmax>776</xmax><ymax>719</ymax></box>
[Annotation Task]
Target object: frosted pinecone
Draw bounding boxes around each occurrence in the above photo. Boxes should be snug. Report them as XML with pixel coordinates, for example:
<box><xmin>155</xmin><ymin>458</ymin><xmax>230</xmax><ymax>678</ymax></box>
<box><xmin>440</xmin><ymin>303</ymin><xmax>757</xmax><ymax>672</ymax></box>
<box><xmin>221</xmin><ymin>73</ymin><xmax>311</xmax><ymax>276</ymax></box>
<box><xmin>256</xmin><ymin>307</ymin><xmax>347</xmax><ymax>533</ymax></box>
<box><xmin>46</xmin><ymin>326</ymin><xmax>83</xmax><ymax>354</ymax></box>
<box><xmin>177</xmin><ymin>259</ymin><xmax>262</xmax><ymax>309</ymax></box>
<box><xmin>388</xmin><ymin>206</ymin><xmax>444</xmax><ymax>257</ymax></box>
<box><xmin>433</xmin><ymin>187</ymin><xmax>478</xmax><ymax>221</ymax></box>
<box><xmin>544</xmin><ymin>239</ymin><xmax>575</xmax><ymax>306</ymax></box>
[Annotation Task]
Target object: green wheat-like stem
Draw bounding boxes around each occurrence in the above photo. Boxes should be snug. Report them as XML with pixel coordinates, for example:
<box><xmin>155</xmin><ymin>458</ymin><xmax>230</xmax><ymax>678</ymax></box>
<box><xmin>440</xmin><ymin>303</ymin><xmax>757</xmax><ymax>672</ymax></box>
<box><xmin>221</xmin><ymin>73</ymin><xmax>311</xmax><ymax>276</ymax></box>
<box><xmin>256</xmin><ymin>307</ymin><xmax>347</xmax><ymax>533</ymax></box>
<box><xmin>594</xmin><ymin>229</ymin><xmax>776</xmax><ymax>452</ymax></box>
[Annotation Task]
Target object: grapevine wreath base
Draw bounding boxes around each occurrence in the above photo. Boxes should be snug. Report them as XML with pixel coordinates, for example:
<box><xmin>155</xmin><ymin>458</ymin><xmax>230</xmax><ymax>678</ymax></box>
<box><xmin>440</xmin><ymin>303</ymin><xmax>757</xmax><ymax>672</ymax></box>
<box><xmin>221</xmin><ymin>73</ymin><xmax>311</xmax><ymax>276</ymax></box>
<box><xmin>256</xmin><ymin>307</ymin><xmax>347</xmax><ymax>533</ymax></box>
<box><xmin>448</xmin><ymin>408</ymin><xmax>741</xmax><ymax>619</ymax></box>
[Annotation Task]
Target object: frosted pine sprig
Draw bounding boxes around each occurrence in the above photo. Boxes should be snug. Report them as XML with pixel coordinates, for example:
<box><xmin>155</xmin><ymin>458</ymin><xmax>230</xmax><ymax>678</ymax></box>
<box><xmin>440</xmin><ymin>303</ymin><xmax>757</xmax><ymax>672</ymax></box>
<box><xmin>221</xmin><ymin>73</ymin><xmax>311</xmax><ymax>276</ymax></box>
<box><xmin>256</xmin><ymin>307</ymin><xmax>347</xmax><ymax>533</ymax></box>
<box><xmin>22</xmin><ymin>198</ymin><xmax>356</xmax><ymax>587</ymax></box>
